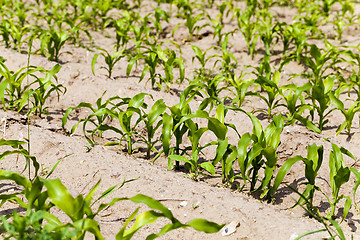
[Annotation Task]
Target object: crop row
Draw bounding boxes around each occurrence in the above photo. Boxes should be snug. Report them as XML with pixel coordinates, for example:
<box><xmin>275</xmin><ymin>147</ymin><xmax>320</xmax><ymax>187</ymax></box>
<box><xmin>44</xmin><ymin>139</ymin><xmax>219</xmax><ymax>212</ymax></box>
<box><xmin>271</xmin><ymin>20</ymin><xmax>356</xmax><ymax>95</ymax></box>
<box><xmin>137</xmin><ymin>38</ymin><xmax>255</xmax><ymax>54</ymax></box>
<box><xmin>0</xmin><ymin>0</ymin><xmax>358</xmax><ymax>60</ymax></box>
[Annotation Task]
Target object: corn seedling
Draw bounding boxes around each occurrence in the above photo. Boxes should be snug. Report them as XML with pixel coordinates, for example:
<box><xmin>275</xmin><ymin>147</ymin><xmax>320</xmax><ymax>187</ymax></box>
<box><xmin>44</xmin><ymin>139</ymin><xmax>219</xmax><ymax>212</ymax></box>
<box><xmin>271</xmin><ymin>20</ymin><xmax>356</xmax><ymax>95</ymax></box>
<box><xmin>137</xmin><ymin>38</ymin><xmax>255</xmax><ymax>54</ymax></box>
<box><xmin>0</xmin><ymin>61</ymin><xmax>65</xmax><ymax>116</ymax></box>
<box><xmin>274</xmin><ymin>22</ymin><xmax>295</xmax><ymax>55</ymax></box>
<box><xmin>191</xmin><ymin>45</ymin><xmax>218</xmax><ymax>77</ymax></box>
<box><xmin>226</xmin><ymin>70</ymin><xmax>254</xmax><ymax>108</ymax></box>
<box><xmin>173</xmin><ymin>12</ymin><xmax>206</xmax><ymax>42</ymax></box>
<box><xmin>251</xmin><ymin>70</ymin><xmax>282</xmax><ymax>119</ymax></box>
<box><xmin>214</xmin><ymin>35</ymin><xmax>238</xmax><ymax>80</ymax></box>
<box><xmin>234</xmin><ymin>112</ymin><xmax>284</xmax><ymax>200</ymax></box>
<box><xmin>0</xmin><ymin>139</ymin><xmax>39</xmax><ymax>180</ymax></box>
<box><xmin>140</xmin><ymin>99</ymin><xmax>167</xmax><ymax>159</ymax></box>
<box><xmin>189</xmin><ymin>74</ymin><xmax>227</xmax><ymax>110</ymax></box>
<box><xmin>279</xmin><ymin>83</ymin><xmax>320</xmax><ymax>133</ymax></box>
<box><xmin>257</xmin><ymin>10</ymin><xmax>278</xmax><ymax>56</ymax></box>
<box><xmin>151</xmin><ymin>7</ymin><xmax>170</xmax><ymax>37</ymax></box>
<box><xmin>234</xmin><ymin>7</ymin><xmax>258</xmax><ymax>58</ymax></box>
<box><xmin>62</xmin><ymin>92</ymin><xmax>120</xmax><ymax>140</ymax></box>
<box><xmin>326</xmin><ymin>142</ymin><xmax>354</xmax><ymax>220</ymax></box>
<box><xmin>95</xmin><ymin>93</ymin><xmax>149</xmax><ymax>154</ymax></box>
<box><xmin>161</xmin><ymin>86</ymin><xmax>202</xmax><ymax>169</ymax></box>
<box><xmin>113</xmin><ymin>11</ymin><xmax>138</xmax><ymax>50</ymax></box>
<box><xmin>308</xmin><ymin>76</ymin><xmax>336</xmax><ymax>132</ymax></box>
<box><xmin>92</xmin><ymin>48</ymin><xmax>126</xmax><ymax>79</ymax></box>
<box><xmin>329</xmin><ymin>91</ymin><xmax>360</xmax><ymax>137</ymax></box>
<box><xmin>38</xmin><ymin>27</ymin><xmax>72</xmax><ymax>61</ymax></box>
<box><xmin>4</xmin><ymin>20</ymin><xmax>32</xmax><ymax>52</ymax></box>
<box><xmin>27</xmin><ymin>64</ymin><xmax>66</xmax><ymax>117</ymax></box>
<box><xmin>169</xmin><ymin>104</ymin><xmax>228</xmax><ymax>180</ymax></box>
<box><xmin>273</xmin><ymin>144</ymin><xmax>324</xmax><ymax>214</ymax></box>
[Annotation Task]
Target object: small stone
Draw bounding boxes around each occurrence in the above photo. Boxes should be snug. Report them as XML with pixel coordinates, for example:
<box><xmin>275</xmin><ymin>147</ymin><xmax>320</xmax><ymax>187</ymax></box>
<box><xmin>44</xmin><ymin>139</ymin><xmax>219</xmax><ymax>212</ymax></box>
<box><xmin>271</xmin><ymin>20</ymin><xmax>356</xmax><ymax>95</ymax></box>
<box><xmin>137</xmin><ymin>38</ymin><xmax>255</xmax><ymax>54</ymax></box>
<box><xmin>110</xmin><ymin>172</ymin><xmax>121</xmax><ymax>178</ymax></box>
<box><xmin>179</xmin><ymin>201</ymin><xmax>188</xmax><ymax>207</ymax></box>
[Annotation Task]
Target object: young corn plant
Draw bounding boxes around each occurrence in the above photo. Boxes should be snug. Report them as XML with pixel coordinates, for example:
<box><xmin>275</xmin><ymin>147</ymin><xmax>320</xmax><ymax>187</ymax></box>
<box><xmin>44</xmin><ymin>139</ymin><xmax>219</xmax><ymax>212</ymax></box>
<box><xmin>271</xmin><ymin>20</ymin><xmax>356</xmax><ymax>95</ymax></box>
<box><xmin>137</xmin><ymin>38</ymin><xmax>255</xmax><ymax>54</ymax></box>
<box><xmin>127</xmin><ymin>46</ymin><xmax>185</xmax><ymax>91</ymax></box>
<box><xmin>279</xmin><ymin>83</ymin><xmax>311</xmax><ymax>124</ymax></box>
<box><xmin>67</xmin><ymin>93</ymin><xmax>148</xmax><ymax>154</ymax></box>
<box><xmin>129</xmin><ymin>15</ymin><xmax>153</xmax><ymax>48</ymax></box>
<box><xmin>278</xmin><ymin>83</ymin><xmax>320</xmax><ymax>133</ymax></box>
<box><xmin>325</xmin><ymin>143</ymin><xmax>352</xmax><ymax>220</ymax></box>
<box><xmin>329</xmin><ymin>91</ymin><xmax>360</xmax><ymax>138</ymax></box>
<box><xmin>189</xmin><ymin>74</ymin><xmax>227</xmax><ymax>110</ymax></box>
<box><xmin>281</xmin><ymin>22</ymin><xmax>312</xmax><ymax>63</ymax></box>
<box><xmin>229</xmin><ymin>78</ymin><xmax>254</xmax><ymax>108</ymax></box>
<box><xmin>308</xmin><ymin>76</ymin><xmax>336</xmax><ymax>132</ymax></box>
<box><xmin>0</xmin><ymin>19</ymin><xmax>12</xmax><ymax>48</ymax></box>
<box><xmin>160</xmin><ymin>85</ymin><xmax>202</xmax><ymax>169</ymax></box>
<box><xmin>5</xmin><ymin>20</ymin><xmax>32</xmax><ymax>52</ymax></box>
<box><xmin>151</xmin><ymin>7</ymin><xmax>170</xmax><ymax>37</ymax></box>
<box><xmin>169</xmin><ymin>104</ymin><xmax>228</xmax><ymax>180</ymax></box>
<box><xmin>102</xmin><ymin>93</ymin><xmax>149</xmax><ymax>155</ymax></box>
<box><xmin>273</xmin><ymin>22</ymin><xmax>294</xmax><ymax>55</ymax></box>
<box><xmin>62</xmin><ymin>93</ymin><xmax>122</xmax><ymax>141</ymax></box>
<box><xmin>92</xmin><ymin>48</ymin><xmax>126</xmax><ymax>79</ymax></box>
<box><xmin>113</xmin><ymin>11</ymin><xmax>139</xmax><ymax>50</ymax></box>
<box><xmin>235</xmin><ymin>112</ymin><xmax>284</xmax><ymax>201</ymax></box>
<box><xmin>27</xmin><ymin>64</ymin><xmax>66</xmax><ymax>117</ymax></box>
<box><xmin>302</xmin><ymin>44</ymin><xmax>343</xmax><ymax>85</ymax></box>
<box><xmin>273</xmin><ymin>143</ymin><xmax>324</xmax><ymax>214</ymax></box>
<box><xmin>168</xmin><ymin>122</ymin><xmax>214</xmax><ymax>180</ymax></box>
<box><xmin>257</xmin><ymin>10</ymin><xmax>278</xmax><ymax>56</ymax></box>
<box><xmin>156</xmin><ymin>47</ymin><xmax>185</xmax><ymax>90</ymax></box>
<box><xmin>250</xmin><ymin>70</ymin><xmax>282</xmax><ymax>119</ymax></box>
<box><xmin>214</xmin><ymin>35</ymin><xmax>238</xmax><ymax>80</ymax></box>
<box><xmin>191</xmin><ymin>45</ymin><xmax>218</xmax><ymax>77</ymax></box>
<box><xmin>173</xmin><ymin>12</ymin><xmax>206</xmax><ymax>41</ymax></box>
<box><xmin>0</xmin><ymin>61</ymin><xmax>65</xmax><ymax>116</ymax></box>
<box><xmin>38</xmin><ymin>27</ymin><xmax>72</xmax><ymax>62</ymax></box>
<box><xmin>290</xmin><ymin>44</ymin><xmax>341</xmax><ymax>131</ymax></box>
<box><xmin>0</xmin><ymin>139</ymin><xmax>39</xmax><ymax>180</ymax></box>
<box><xmin>140</xmin><ymin>99</ymin><xmax>167</xmax><ymax>159</ymax></box>
<box><xmin>234</xmin><ymin>7</ymin><xmax>259</xmax><ymax>58</ymax></box>
<box><xmin>274</xmin><ymin>142</ymin><xmax>354</xmax><ymax>220</ymax></box>
<box><xmin>127</xmin><ymin>46</ymin><xmax>162</xmax><ymax>89</ymax></box>
<box><xmin>211</xmin><ymin>104</ymin><xmax>240</xmax><ymax>185</ymax></box>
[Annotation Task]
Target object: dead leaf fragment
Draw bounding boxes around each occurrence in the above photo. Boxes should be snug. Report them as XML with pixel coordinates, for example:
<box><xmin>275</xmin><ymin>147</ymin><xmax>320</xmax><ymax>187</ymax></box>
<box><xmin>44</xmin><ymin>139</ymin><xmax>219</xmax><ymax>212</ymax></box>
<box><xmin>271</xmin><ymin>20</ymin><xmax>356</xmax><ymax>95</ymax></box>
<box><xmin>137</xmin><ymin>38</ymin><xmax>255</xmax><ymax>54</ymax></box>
<box><xmin>221</xmin><ymin>220</ymin><xmax>240</xmax><ymax>236</ymax></box>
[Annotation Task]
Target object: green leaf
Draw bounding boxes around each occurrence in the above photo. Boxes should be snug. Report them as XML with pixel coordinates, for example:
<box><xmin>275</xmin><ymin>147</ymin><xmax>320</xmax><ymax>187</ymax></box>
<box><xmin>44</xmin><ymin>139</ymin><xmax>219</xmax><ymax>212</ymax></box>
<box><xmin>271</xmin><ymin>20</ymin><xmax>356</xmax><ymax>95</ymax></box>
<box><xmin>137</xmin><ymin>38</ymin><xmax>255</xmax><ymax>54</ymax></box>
<box><xmin>199</xmin><ymin>162</ymin><xmax>215</xmax><ymax>175</ymax></box>
<box><xmin>169</xmin><ymin>155</ymin><xmax>191</xmax><ymax>165</ymax></box>
<box><xmin>342</xmin><ymin>196</ymin><xmax>351</xmax><ymax>222</ymax></box>
<box><xmin>91</xmin><ymin>53</ymin><xmax>100</xmax><ymax>75</ymax></box>
<box><xmin>213</xmin><ymin>138</ymin><xmax>228</xmax><ymax>165</ymax></box>
<box><xmin>208</xmin><ymin>117</ymin><xmax>227</xmax><ymax>140</ymax></box>
<box><xmin>147</xmin><ymin>99</ymin><xmax>166</xmax><ymax>126</ymax></box>
<box><xmin>162</xmin><ymin>113</ymin><xmax>173</xmax><ymax>156</ymax></box>
<box><xmin>294</xmin><ymin>114</ymin><xmax>321</xmax><ymax>133</ymax></box>
<box><xmin>187</xmin><ymin>218</ymin><xmax>224</xmax><ymax>233</ymax></box>
<box><xmin>273</xmin><ymin>156</ymin><xmax>305</xmax><ymax>194</ymax></box>
<box><xmin>310</xmin><ymin>44</ymin><xmax>321</xmax><ymax>64</ymax></box>
<box><xmin>328</xmin><ymin>218</ymin><xmax>346</xmax><ymax>240</ymax></box>
<box><xmin>237</xmin><ymin>133</ymin><xmax>251</xmax><ymax>180</ymax></box>
<box><xmin>41</xmin><ymin>178</ymin><xmax>79</xmax><ymax>222</ymax></box>
<box><xmin>73</xmin><ymin>218</ymin><xmax>104</xmax><ymax>240</ymax></box>
<box><xmin>129</xmin><ymin>93</ymin><xmax>148</xmax><ymax>109</ymax></box>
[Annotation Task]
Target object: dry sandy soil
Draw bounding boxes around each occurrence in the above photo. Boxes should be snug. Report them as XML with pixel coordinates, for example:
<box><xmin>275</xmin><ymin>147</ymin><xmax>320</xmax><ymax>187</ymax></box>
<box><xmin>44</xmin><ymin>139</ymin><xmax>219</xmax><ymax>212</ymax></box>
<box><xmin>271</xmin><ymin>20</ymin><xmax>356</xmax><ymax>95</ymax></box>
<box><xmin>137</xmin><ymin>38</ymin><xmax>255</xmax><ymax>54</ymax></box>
<box><xmin>1</xmin><ymin>1</ymin><xmax>360</xmax><ymax>239</ymax></box>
